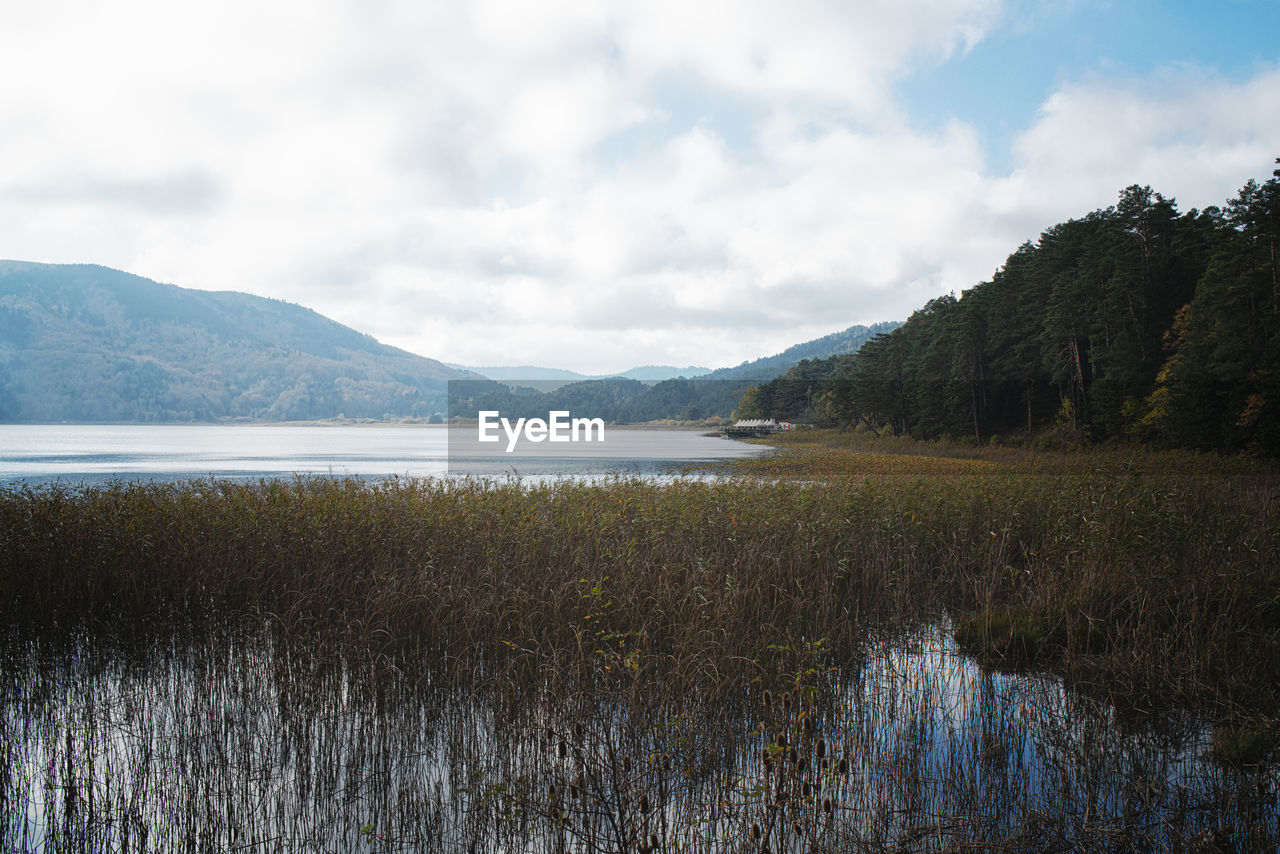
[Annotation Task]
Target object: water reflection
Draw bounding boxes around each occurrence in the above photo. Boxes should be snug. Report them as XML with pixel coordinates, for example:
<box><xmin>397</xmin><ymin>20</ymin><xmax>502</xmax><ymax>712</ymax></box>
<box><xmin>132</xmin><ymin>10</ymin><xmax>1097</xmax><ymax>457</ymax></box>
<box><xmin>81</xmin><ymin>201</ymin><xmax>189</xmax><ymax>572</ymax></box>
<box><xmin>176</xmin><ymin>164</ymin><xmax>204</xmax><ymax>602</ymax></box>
<box><xmin>3</xmin><ymin>622</ymin><xmax>1274</xmax><ymax>851</ymax></box>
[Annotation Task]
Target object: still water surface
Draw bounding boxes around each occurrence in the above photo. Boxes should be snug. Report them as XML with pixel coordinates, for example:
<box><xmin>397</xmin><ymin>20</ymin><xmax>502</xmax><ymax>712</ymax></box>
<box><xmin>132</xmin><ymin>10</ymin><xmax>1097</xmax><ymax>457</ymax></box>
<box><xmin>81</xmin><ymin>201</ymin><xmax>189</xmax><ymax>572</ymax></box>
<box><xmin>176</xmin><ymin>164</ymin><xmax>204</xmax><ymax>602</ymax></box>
<box><xmin>0</xmin><ymin>424</ymin><xmax>765</xmax><ymax>483</ymax></box>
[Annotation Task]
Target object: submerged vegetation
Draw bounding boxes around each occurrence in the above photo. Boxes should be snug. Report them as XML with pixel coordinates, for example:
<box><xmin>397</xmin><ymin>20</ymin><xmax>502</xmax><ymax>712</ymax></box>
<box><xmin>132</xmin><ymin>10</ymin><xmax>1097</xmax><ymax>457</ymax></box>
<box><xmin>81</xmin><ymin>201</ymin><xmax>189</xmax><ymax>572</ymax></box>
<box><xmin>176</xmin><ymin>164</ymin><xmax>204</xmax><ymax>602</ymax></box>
<box><xmin>3</xmin><ymin>433</ymin><xmax>1279</xmax><ymax>849</ymax></box>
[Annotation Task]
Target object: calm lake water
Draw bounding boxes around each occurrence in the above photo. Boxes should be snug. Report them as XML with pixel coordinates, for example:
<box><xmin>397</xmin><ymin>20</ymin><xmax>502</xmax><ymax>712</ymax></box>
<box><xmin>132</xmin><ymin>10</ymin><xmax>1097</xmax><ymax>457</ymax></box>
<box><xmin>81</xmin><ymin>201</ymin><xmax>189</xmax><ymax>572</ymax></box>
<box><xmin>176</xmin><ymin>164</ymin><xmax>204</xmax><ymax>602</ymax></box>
<box><xmin>0</xmin><ymin>424</ymin><xmax>766</xmax><ymax>483</ymax></box>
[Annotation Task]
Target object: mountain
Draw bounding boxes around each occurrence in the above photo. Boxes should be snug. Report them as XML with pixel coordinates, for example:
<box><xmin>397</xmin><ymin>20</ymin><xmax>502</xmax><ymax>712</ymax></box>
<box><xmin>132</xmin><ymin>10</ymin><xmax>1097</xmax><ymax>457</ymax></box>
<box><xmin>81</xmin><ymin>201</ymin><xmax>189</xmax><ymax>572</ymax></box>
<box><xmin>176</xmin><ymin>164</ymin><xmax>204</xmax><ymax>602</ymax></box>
<box><xmin>445</xmin><ymin>327</ymin><xmax>900</xmax><ymax>424</ymax></box>
<box><xmin>616</xmin><ymin>365</ymin><xmax>711</xmax><ymax>381</ymax></box>
<box><xmin>0</xmin><ymin>261</ymin><xmax>472</xmax><ymax>422</ymax></box>
<box><xmin>454</xmin><ymin>324</ymin><xmax>906</xmax><ymax>391</ymax></box>
<box><xmin>704</xmin><ymin>321</ymin><xmax>902</xmax><ymax>381</ymax></box>
<box><xmin>448</xmin><ymin>365</ymin><xmax>591</xmax><ymax>383</ymax></box>
<box><xmin>0</xmin><ymin>260</ymin><xmax>898</xmax><ymax>424</ymax></box>
<box><xmin>450</xmin><ymin>363</ymin><xmax>711</xmax><ymax>388</ymax></box>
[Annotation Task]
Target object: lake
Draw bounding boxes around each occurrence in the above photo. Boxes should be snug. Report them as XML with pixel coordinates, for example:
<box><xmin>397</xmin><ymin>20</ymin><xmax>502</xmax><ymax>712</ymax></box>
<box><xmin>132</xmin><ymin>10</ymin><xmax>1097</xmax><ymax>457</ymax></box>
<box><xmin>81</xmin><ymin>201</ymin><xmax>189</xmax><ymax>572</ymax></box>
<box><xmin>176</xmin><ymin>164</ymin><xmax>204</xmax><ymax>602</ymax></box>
<box><xmin>0</xmin><ymin>423</ymin><xmax>767</xmax><ymax>483</ymax></box>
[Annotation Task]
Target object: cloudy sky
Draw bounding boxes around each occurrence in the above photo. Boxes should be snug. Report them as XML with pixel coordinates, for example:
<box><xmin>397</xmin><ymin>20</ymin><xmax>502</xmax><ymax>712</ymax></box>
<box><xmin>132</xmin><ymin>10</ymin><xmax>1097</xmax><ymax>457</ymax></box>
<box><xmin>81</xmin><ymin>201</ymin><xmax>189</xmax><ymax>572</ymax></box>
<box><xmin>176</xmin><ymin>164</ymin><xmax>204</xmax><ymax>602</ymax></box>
<box><xmin>3</xmin><ymin>0</ymin><xmax>1279</xmax><ymax>373</ymax></box>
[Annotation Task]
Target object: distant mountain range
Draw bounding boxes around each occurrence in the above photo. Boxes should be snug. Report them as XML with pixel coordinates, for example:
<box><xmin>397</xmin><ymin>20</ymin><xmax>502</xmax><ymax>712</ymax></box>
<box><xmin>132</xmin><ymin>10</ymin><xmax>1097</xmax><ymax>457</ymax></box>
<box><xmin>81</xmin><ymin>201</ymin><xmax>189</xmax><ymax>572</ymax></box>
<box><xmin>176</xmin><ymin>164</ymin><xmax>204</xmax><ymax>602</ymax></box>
<box><xmin>449</xmin><ymin>363</ymin><xmax>711</xmax><ymax>388</ymax></box>
<box><xmin>0</xmin><ymin>261</ymin><xmax>473</xmax><ymax>422</ymax></box>
<box><xmin>445</xmin><ymin>323</ymin><xmax>904</xmax><ymax>423</ymax></box>
<box><xmin>457</xmin><ymin>323</ymin><xmax>902</xmax><ymax>388</ymax></box>
<box><xmin>0</xmin><ymin>260</ymin><xmax>899</xmax><ymax>423</ymax></box>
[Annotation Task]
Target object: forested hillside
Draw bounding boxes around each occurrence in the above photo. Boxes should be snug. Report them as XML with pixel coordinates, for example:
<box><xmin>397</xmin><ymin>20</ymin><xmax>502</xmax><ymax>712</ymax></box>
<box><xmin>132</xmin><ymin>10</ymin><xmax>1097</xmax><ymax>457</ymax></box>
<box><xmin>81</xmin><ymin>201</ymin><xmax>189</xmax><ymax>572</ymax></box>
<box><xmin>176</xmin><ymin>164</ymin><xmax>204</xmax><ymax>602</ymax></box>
<box><xmin>737</xmin><ymin>160</ymin><xmax>1280</xmax><ymax>455</ymax></box>
<box><xmin>448</xmin><ymin>377</ymin><xmax>746</xmax><ymax>423</ymax></box>
<box><xmin>705</xmin><ymin>321</ymin><xmax>900</xmax><ymax>380</ymax></box>
<box><xmin>446</xmin><ymin>323</ymin><xmax>901</xmax><ymax>422</ymax></box>
<box><xmin>0</xmin><ymin>262</ymin><xmax>469</xmax><ymax>422</ymax></box>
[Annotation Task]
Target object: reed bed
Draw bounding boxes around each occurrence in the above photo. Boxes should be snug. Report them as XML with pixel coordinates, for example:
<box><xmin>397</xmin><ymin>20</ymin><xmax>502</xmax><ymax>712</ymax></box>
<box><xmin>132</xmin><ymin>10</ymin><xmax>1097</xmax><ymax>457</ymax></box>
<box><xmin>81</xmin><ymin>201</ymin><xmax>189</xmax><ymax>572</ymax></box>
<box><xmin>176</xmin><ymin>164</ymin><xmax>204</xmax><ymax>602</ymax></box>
<box><xmin>2</xmin><ymin>436</ymin><xmax>1279</xmax><ymax>849</ymax></box>
<box><xmin>4</xmin><ymin>451</ymin><xmax>1276</xmax><ymax>716</ymax></box>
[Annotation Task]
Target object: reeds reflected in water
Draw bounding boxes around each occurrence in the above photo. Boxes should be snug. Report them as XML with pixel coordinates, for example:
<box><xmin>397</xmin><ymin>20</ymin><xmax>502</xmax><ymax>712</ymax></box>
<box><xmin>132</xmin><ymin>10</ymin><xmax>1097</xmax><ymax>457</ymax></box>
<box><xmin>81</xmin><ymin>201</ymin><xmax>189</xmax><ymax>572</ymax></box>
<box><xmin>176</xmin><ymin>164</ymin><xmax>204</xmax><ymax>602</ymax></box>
<box><xmin>4</xmin><ymin>620</ymin><xmax>1274</xmax><ymax>852</ymax></box>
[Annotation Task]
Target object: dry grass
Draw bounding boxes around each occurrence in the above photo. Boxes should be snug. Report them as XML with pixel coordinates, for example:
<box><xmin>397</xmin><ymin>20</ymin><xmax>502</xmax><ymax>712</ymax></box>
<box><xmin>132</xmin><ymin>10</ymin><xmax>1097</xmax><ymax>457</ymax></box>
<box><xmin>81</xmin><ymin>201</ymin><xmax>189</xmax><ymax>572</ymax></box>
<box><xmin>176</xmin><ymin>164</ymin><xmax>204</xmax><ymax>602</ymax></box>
<box><xmin>3</xmin><ymin>437</ymin><xmax>1278</xmax><ymax>715</ymax></box>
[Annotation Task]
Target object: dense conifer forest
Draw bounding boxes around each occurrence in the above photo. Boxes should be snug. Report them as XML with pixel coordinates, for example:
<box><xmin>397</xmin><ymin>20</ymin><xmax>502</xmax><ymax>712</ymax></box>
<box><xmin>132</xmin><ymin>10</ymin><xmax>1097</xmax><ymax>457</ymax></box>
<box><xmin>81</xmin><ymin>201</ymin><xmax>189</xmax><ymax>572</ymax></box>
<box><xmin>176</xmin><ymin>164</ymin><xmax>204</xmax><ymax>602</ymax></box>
<box><xmin>737</xmin><ymin>159</ymin><xmax>1280</xmax><ymax>455</ymax></box>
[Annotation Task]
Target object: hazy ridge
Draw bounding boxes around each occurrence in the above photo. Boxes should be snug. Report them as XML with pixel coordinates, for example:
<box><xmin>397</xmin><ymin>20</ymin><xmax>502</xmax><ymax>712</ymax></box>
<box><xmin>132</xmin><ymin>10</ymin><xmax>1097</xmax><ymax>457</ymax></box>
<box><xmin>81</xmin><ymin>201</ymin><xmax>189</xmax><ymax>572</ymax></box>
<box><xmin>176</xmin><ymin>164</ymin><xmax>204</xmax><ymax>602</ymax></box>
<box><xmin>448</xmin><ymin>363</ymin><xmax>712</xmax><ymax>387</ymax></box>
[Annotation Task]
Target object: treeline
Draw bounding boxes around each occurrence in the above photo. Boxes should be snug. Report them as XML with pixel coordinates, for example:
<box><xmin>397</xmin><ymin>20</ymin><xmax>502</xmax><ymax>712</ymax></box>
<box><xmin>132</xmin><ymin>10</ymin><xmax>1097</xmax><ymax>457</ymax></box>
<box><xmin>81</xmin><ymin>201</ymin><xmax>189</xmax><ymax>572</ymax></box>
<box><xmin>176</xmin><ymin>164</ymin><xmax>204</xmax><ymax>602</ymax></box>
<box><xmin>445</xmin><ymin>325</ymin><xmax>905</xmax><ymax>423</ymax></box>
<box><xmin>738</xmin><ymin>160</ymin><xmax>1280</xmax><ymax>455</ymax></box>
<box><xmin>448</xmin><ymin>378</ymin><xmax>747</xmax><ymax>423</ymax></box>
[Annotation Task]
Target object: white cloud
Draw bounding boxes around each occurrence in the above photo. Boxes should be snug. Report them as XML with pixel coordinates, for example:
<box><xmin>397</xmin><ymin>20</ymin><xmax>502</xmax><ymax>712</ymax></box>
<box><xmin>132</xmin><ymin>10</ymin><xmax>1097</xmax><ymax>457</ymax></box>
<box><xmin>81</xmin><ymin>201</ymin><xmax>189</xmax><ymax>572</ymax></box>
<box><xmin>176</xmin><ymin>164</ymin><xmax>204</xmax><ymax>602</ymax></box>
<box><xmin>998</xmin><ymin>65</ymin><xmax>1280</xmax><ymax>218</ymax></box>
<box><xmin>614</xmin><ymin>0</ymin><xmax>999</xmax><ymax>114</ymax></box>
<box><xmin>1</xmin><ymin>1</ymin><xmax>1277</xmax><ymax>372</ymax></box>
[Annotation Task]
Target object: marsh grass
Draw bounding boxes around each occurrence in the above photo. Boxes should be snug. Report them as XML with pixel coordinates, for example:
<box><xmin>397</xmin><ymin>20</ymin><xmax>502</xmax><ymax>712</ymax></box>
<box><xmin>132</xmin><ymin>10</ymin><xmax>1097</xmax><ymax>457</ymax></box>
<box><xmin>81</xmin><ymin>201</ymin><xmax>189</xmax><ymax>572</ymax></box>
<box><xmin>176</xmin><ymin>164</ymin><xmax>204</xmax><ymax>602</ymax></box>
<box><xmin>2</xmin><ymin>432</ymin><xmax>1279</xmax><ymax>849</ymax></box>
